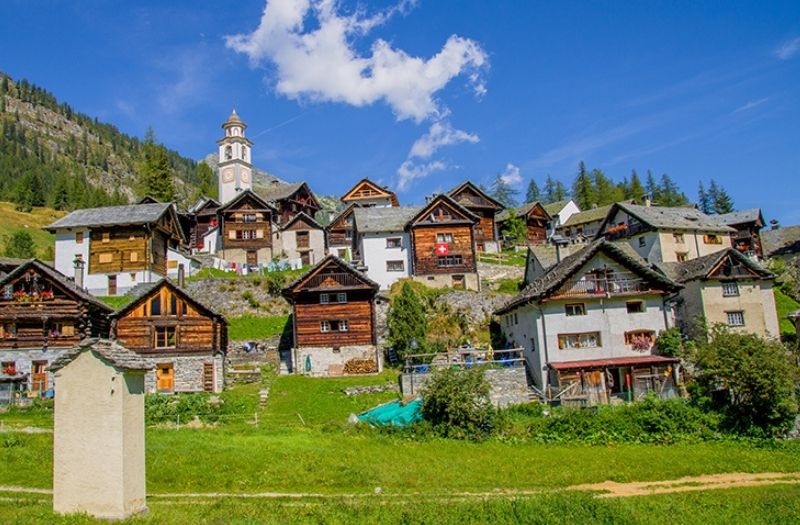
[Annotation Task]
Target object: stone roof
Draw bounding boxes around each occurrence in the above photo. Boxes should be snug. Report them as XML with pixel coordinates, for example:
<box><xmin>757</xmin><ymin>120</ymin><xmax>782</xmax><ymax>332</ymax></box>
<box><xmin>447</xmin><ymin>181</ymin><xmax>504</xmax><ymax>210</ymax></box>
<box><xmin>353</xmin><ymin>206</ymin><xmax>421</xmax><ymax>233</ymax></box>
<box><xmin>45</xmin><ymin>202</ymin><xmax>173</xmax><ymax>230</ymax></box>
<box><xmin>609</xmin><ymin>203</ymin><xmax>735</xmax><ymax>233</ymax></box>
<box><xmin>715</xmin><ymin>208</ymin><xmax>763</xmax><ymax>227</ymax></box>
<box><xmin>543</xmin><ymin>199</ymin><xmax>573</xmax><ymax>216</ymax></box>
<box><xmin>0</xmin><ymin>259</ymin><xmax>113</xmax><ymax>313</ymax></box>
<box><xmin>109</xmin><ymin>278</ymin><xmax>225</xmax><ymax>321</ymax></box>
<box><xmin>560</xmin><ymin>204</ymin><xmax>613</xmax><ymax>228</ymax></box>
<box><xmin>281</xmin><ymin>211</ymin><xmax>323</xmax><ymax>231</ymax></box>
<box><xmin>496</xmin><ymin>239</ymin><xmax>681</xmax><ymax>315</ymax></box>
<box><xmin>49</xmin><ymin>339</ymin><xmax>152</xmax><ymax>372</ymax></box>
<box><xmin>656</xmin><ymin>248</ymin><xmax>774</xmax><ymax>283</ymax></box>
<box><xmin>258</xmin><ymin>182</ymin><xmax>307</xmax><ymax>202</ymax></box>
<box><xmin>496</xmin><ymin>201</ymin><xmax>550</xmax><ymax>223</ymax></box>
<box><xmin>526</xmin><ymin>244</ymin><xmax>584</xmax><ymax>273</ymax></box>
<box><xmin>761</xmin><ymin>225</ymin><xmax>800</xmax><ymax>258</ymax></box>
<box><xmin>282</xmin><ymin>255</ymin><xmax>380</xmax><ymax>296</ymax></box>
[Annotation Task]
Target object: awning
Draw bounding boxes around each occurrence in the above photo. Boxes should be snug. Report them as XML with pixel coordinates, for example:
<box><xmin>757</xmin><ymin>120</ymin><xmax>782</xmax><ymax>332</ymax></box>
<box><xmin>549</xmin><ymin>355</ymin><xmax>678</xmax><ymax>371</ymax></box>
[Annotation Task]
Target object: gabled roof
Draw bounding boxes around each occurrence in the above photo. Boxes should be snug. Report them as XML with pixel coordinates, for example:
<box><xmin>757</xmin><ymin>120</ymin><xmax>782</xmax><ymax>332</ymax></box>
<box><xmin>495</xmin><ymin>239</ymin><xmax>681</xmax><ymax>315</ymax></box>
<box><xmin>49</xmin><ymin>339</ymin><xmax>152</xmax><ymax>372</ymax></box>
<box><xmin>45</xmin><ymin>202</ymin><xmax>176</xmax><ymax>231</ymax></box>
<box><xmin>325</xmin><ymin>204</ymin><xmax>356</xmax><ymax>232</ymax></box>
<box><xmin>543</xmin><ymin>199</ymin><xmax>575</xmax><ymax>217</ymax></box>
<box><xmin>282</xmin><ymin>255</ymin><xmax>379</xmax><ymax>298</ymax></box>
<box><xmin>407</xmin><ymin>193</ymin><xmax>480</xmax><ymax>227</ymax></box>
<box><xmin>715</xmin><ymin>208</ymin><xmax>764</xmax><ymax>228</ymax></box>
<box><xmin>656</xmin><ymin>248</ymin><xmax>774</xmax><ymax>283</ymax></box>
<box><xmin>762</xmin><ymin>225</ymin><xmax>800</xmax><ymax>258</ymax></box>
<box><xmin>353</xmin><ymin>206</ymin><xmax>422</xmax><ymax>233</ymax></box>
<box><xmin>259</xmin><ymin>182</ymin><xmax>321</xmax><ymax>211</ymax></box>
<box><xmin>447</xmin><ymin>181</ymin><xmax>504</xmax><ymax>210</ymax></box>
<box><xmin>496</xmin><ymin>201</ymin><xmax>551</xmax><ymax>223</ymax></box>
<box><xmin>217</xmin><ymin>189</ymin><xmax>277</xmax><ymax>214</ymax></box>
<box><xmin>188</xmin><ymin>196</ymin><xmax>221</xmax><ymax>214</ymax></box>
<box><xmin>138</xmin><ymin>196</ymin><xmax>160</xmax><ymax>204</ymax></box>
<box><xmin>109</xmin><ymin>278</ymin><xmax>226</xmax><ymax>322</ymax></box>
<box><xmin>281</xmin><ymin>211</ymin><xmax>324</xmax><ymax>231</ymax></box>
<box><xmin>0</xmin><ymin>257</ymin><xmax>26</xmax><ymax>275</ymax></box>
<box><xmin>560</xmin><ymin>204</ymin><xmax>614</xmax><ymax>228</ymax></box>
<box><xmin>524</xmin><ymin>244</ymin><xmax>584</xmax><ymax>276</ymax></box>
<box><xmin>341</xmin><ymin>178</ymin><xmax>399</xmax><ymax>206</ymax></box>
<box><xmin>596</xmin><ymin>203</ymin><xmax>735</xmax><ymax>237</ymax></box>
<box><xmin>0</xmin><ymin>259</ymin><xmax>113</xmax><ymax>313</ymax></box>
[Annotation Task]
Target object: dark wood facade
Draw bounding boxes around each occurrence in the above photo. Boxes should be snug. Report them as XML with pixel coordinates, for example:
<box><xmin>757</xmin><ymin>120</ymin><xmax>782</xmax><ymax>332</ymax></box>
<box><xmin>186</xmin><ymin>198</ymin><xmax>221</xmax><ymax>250</ymax></box>
<box><xmin>218</xmin><ymin>190</ymin><xmax>276</xmax><ymax>252</ymax></box>
<box><xmin>0</xmin><ymin>261</ymin><xmax>112</xmax><ymax>350</ymax></box>
<box><xmin>111</xmin><ymin>280</ymin><xmax>227</xmax><ymax>356</ymax></box>
<box><xmin>282</xmin><ymin>256</ymin><xmax>379</xmax><ymax>348</ymax></box>
<box><xmin>341</xmin><ymin>178</ymin><xmax>399</xmax><ymax>207</ymax></box>
<box><xmin>325</xmin><ymin>205</ymin><xmax>356</xmax><ymax>252</ymax></box>
<box><xmin>522</xmin><ymin>203</ymin><xmax>550</xmax><ymax>245</ymax></box>
<box><xmin>448</xmin><ymin>181</ymin><xmax>504</xmax><ymax>249</ymax></box>
<box><xmin>269</xmin><ymin>182</ymin><xmax>321</xmax><ymax>225</ymax></box>
<box><xmin>409</xmin><ymin>195</ymin><xmax>478</xmax><ymax>275</ymax></box>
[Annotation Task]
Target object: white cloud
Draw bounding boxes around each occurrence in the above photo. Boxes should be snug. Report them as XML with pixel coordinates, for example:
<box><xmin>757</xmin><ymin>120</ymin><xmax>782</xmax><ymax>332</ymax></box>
<box><xmin>774</xmin><ymin>37</ymin><xmax>800</xmax><ymax>60</ymax></box>
<box><xmin>408</xmin><ymin>121</ymin><xmax>479</xmax><ymax>159</ymax></box>
<box><xmin>226</xmin><ymin>0</ymin><xmax>488</xmax><ymax>122</ymax></box>
<box><xmin>397</xmin><ymin>160</ymin><xmax>446</xmax><ymax>192</ymax></box>
<box><xmin>499</xmin><ymin>163</ymin><xmax>522</xmax><ymax>186</ymax></box>
<box><xmin>733</xmin><ymin>97</ymin><xmax>769</xmax><ymax>114</ymax></box>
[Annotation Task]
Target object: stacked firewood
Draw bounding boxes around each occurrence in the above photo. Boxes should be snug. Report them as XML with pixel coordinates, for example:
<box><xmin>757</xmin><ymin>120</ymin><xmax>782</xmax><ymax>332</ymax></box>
<box><xmin>343</xmin><ymin>358</ymin><xmax>377</xmax><ymax>374</ymax></box>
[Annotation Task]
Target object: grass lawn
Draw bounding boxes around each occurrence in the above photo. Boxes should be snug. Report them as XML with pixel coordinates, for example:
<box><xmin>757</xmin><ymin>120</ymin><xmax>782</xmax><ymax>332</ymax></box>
<box><xmin>227</xmin><ymin>314</ymin><xmax>290</xmax><ymax>341</ymax></box>
<box><xmin>774</xmin><ymin>288</ymin><xmax>800</xmax><ymax>337</ymax></box>
<box><xmin>479</xmin><ymin>250</ymin><xmax>527</xmax><ymax>267</ymax></box>
<box><xmin>96</xmin><ymin>295</ymin><xmax>136</xmax><ymax>310</ymax></box>
<box><xmin>0</xmin><ymin>202</ymin><xmax>64</xmax><ymax>259</ymax></box>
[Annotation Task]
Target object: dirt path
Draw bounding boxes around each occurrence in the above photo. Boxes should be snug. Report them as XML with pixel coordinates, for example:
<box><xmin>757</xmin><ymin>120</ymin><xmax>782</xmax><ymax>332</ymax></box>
<box><xmin>2</xmin><ymin>472</ymin><xmax>799</xmax><ymax>501</ymax></box>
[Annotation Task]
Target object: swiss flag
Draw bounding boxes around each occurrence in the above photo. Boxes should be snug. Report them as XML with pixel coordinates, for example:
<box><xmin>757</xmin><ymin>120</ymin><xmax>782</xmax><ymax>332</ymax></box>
<box><xmin>435</xmin><ymin>243</ymin><xmax>449</xmax><ymax>256</ymax></box>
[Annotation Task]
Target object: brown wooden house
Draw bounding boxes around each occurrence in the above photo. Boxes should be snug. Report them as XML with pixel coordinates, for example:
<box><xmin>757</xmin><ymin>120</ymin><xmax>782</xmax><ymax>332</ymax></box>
<box><xmin>448</xmin><ymin>181</ymin><xmax>504</xmax><ymax>253</ymax></box>
<box><xmin>325</xmin><ymin>204</ymin><xmax>356</xmax><ymax>258</ymax></box>
<box><xmin>408</xmin><ymin>194</ymin><xmax>480</xmax><ymax>290</ymax></box>
<box><xmin>496</xmin><ymin>201</ymin><xmax>552</xmax><ymax>246</ymax></box>
<box><xmin>259</xmin><ymin>181</ymin><xmax>321</xmax><ymax>225</ymax></box>
<box><xmin>0</xmin><ymin>260</ymin><xmax>112</xmax><ymax>392</ymax></box>
<box><xmin>217</xmin><ymin>189</ymin><xmax>277</xmax><ymax>267</ymax></box>
<box><xmin>110</xmin><ymin>279</ymin><xmax>227</xmax><ymax>393</ymax></box>
<box><xmin>341</xmin><ymin>178</ymin><xmax>399</xmax><ymax>208</ymax></box>
<box><xmin>185</xmin><ymin>196</ymin><xmax>221</xmax><ymax>251</ymax></box>
<box><xmin>715</xmin><ymin>208</ymin><xmax>765</xmax><ymax>260</ymax></box>
<box><xmin>282</xmin><ymin>255</ymin><xmax>380</xmax><ymax>376</ymax></box>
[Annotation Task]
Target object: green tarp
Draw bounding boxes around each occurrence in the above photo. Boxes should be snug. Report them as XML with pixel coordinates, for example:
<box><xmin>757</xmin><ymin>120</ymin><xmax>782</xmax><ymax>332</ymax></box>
<box><xmin>357</xmin><ymin>399</ymin><xmax>423</xmax><ymax>427</ymax></box>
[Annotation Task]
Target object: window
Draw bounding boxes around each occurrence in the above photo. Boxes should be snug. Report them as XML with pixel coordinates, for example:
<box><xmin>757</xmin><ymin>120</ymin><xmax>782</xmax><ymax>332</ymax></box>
<box><xmin>345</xmin><ymin>231</ymin><xmax>353</xmax><ymax>240</ymax></box>
<box><xmin>2</xmin><ymin>323</ymin><xmax>16</xmax><ymax>339</ymax></box>
<box><xmin>102</xmin><ymin>232</ymin><xmax>110</xmax><ymax>243</ymax></box>
<box><xmin>514</xmin><ymin>313</ymin><xmax>518</xmax><ymax>325</ymax></box>
<box><xmin>676</xmin><ymin>252</ymin><xmax>688</xmax><ymax>262</ymax></box>
<box><xmin>638</xmin><ymin>236</ymin><xmax>646</xmax><ymax>248</ymax></box>
<box><xmin>726</xmin><ymin>311</ymin><xmax>745</xmax><ymax>326</ymax></box>
<box><xmin>557</xmin><ymin>332</ymin><xmax>601</xmax><ymax>349</ymax></box>
<box><xmin>154</xmin><ymin>326</ymin><xmax>176</xmax><ymax>348</ymax></box>
<box><xmin>436</xmin><ymin>233</ymin><xmax>454</xmax><ymax>243</ymax></box>
<box><xmin>150</xmin><ymin>296</ymin><xmax>162</xmax><ymax>316</ymax></box>
<box><xmin>437</xmin><ymin>254</ymin><xmax>463</xmax><ymax>267</ymax></box>
<box><xmin>242</xmin><ymin>214</ymin><xmax>257</xmax><ymax>223</ymax></box>
<box><xmin>338</xmin><ymin>320</ymin><xmax>349</xmax><ymax>332</ymax></box>
<box><xmin>51</xmin><ymin>322</ymin><xmax>75</xmax><ymax>337</ymax></box>
<box><xmin>130</xmin><ymin>273</ymin><xmax>137</xmax><ymax>282</ymax></box>
<box><xmin>722</xmin><ymin>281</ymin><xmax>740</xmax><ymax>297</ymax></box>
<box><xmin>320</xmin><ymin>293</ymin><xmax>330</xmax><ymax>304</ymax></box>
<box><xmin>386</xmin><ymin>237</ymin><xmax>402</xmax><ymax>249</ymax></box>
<box><xmin>320</xmin><ymin>320</ymin><xmax>331</xmax><ymax>332</ymax></box>
<box><xmin>225</xmin><ymin>145</ymin><xmax>232</xmax><ymax>160</ymax></box>
<box><xmin>167</xmin><ymin>260</ymin><xmax>178</xmax><ymax>269</ymax></box>
<box><xmin>626</xmin><ymin>301</ymin><xmax>644</xmax><ymax>314</ymax></box>
<box><xmin>565</xmin><ymin>303</ymin><xmax>586</xmax><ymax>316</ymax></box>
<box><xmin>98</xmin><ymin>253</ymin><xmax>113</xmax><ymax>264</ymax></box>
<box><xmin>337</xmin><ymin>293</ymin><xmax>347</xmax><ymax>303</ymax></box>
<box><xmin>75</xmin><ymin>231</ymin><xmax>84</xmax><ymax>244</ymax></box>
<box><xmin>704</xmin><ymin>234</ymin><xmax>723</xmax><ymax>245</ymax></box>
<box><xmin>625</xmin><ymin>330</ymin><xmax>655</xmax><ymax>350</ymax></box>
<box><xmin>130</xmin><ymin>251</ymin><xmax>139</xmax><ymax>262</ymax></box>
<box><xmin>386</xmin><ymin>260</ymin><xmax>405</xmax><ymax>272</ymax></box>
<box><xmin>2</xmin><ymin>362</ymin><xmax>15</xmax><ymax>375</ymax></box>
<box><xmin>169</xmin><ymin>295</ymin><xmax>179</xmax><ymax>316</ymax></box>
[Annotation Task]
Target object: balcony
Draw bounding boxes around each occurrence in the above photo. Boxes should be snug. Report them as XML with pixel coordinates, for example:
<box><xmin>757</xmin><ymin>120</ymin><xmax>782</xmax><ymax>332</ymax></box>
<box><xmin>555</xmin><ymin>273</ymin><xmax>649</xmax><ymax>298</ymax></box>
<box><xmin>305</xmin><ymin>272</ymin><xmax>364</xmax><ymax>290</ymax></box>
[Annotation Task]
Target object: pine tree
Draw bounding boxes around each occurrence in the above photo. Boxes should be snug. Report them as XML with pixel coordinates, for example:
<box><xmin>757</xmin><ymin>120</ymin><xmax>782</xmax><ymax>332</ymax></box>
<box><xmin>709</xmin><ymin>179</ymin><xmax>734</xmax><ymax>214</ymax></box>
<box><xmin>571</xmin><ymin>161</ymin><xmax>596</xmax><ymax>210</ymax></box>
<box><xmin>525</xmin><ymin>179</ymin><xmax>542</xmax><ymax>203</ymax></box>
<box><xmin>697</xmin><ymin>181</ymin><xmax>712</xmax><ymax>214</ymax></box>
<box><xmin>543</xmin><ymin>175</ymin><xmax>567</xmax><ymax>204</ymax></box>
<box><xmin>658</xmin><ymin>174</ymin><xmax>689</xmax><ymax>207</ymax></box>
<box><xmin>195</xmin><ymin>161</ymin><xmax>217</xmax><ymax>199</ymax></box>
<box><xmin>489</xmin><ymin>173</ymin><xmax>519</xmax><ymax>208</ymax></box>
<box><xmin>592</xmin><ymin>168</ymin><xmax>623</xmax><ymax>206</ymax></box>
<box><xmin>388</xmin><ymin>282</ymin><xmax>429</xmax><ymax>360</ymax></box>
<box><xmin>499</xmin><ymin>211</ymin><xmax>527</xmax><ymax>246</ymax></box>
<box><xmin>3</xmin><ymin>230</ymin><xmax>36</xmax><ymax>258</ymax></box>
<box><xmin>645</xmin><ymin>170</ymin><xmax>660</xmax><ymax>202</ymax></box>
<box><xmin>626</xmin><ymin>170</ymin><xmax>646</xmax><ymax>201</ymax></box>
<box><xmin>137</xmin><ymin>128</ymin><xmax>175</xmax><ymax>202</ymax></box>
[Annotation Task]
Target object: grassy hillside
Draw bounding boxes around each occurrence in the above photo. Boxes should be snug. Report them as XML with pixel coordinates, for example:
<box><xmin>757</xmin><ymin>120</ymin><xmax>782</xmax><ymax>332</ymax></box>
<box><xmin>774</xmin><ymin>288</ymin><xmax>799</xmax><ymax>337</ymax></box>
<box><xmin>0</xmin><ymin>201</ymin><xmax>63</xmax><ymax>258</ymax></box>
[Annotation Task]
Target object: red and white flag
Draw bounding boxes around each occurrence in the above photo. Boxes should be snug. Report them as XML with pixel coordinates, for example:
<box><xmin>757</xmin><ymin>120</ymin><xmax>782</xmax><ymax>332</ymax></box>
<box><xmin>435</xmin><ymin>243</ymin><xmax>449</xmax><ymax>256</ymax></box>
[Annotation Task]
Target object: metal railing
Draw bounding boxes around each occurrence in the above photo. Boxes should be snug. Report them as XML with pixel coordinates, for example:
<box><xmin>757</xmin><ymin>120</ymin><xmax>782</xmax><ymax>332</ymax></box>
<box><xmin>404</xmin><ymin>347</ymin><xmax>525</xmax><ymax>374</ymax></box>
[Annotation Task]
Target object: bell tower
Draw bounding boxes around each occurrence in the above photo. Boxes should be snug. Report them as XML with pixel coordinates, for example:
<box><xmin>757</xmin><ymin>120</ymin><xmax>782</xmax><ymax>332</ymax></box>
<box><xmin>217</xmin><ymin>109</ymin><xmax>253</xmax><ymax>204</ymax></box>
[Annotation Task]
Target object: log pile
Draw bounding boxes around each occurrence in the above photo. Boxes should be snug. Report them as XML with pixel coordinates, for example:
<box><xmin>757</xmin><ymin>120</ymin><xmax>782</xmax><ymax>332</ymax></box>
<box><xmin>343</xmin><ymin>358</ymin><xmax>377</xmax><ymax>374</ymax></box>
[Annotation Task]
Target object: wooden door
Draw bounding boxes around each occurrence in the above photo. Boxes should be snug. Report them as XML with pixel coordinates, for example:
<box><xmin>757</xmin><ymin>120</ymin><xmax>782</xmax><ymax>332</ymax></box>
<box><xmin>203</xmin><ymin>363</ymin><xmax>214</xmax><ymax>392</ymax></box>
<box><xmin>31</xmin><ymin>361</ymin><xmax>47</xmax><ymax>392</ymax></box>
<box><xmin>108</xmin><ymin>275</ymin><xmax>117</xmax><ymax>296</ymax></box>
<box><xmin>583</xmin><ymin>370</ymin><xmax>608</xmax><ymax>405</ymax></box>
<box><xmin>156</xmin><ymin>363</ymin><xmax>175</xmax><ymax>392</ymax></box>
<box><xmin>300</xmin><ymin>251</ymin><xmax>311</xmax><ymax>265</ymax></box>
<box><xmin>246</xmin><ymin>250</ymin><xmax>258</xmax><ymax>267</ymax></box>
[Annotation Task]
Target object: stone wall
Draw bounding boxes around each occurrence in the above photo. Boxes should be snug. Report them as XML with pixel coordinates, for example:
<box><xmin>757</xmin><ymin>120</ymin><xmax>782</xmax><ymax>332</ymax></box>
<box><xmin>144</xmin><ymin>354</ymin><xmax>224</xmax><ymax>394</ymax></box>
<box><xmin>227</xmin><ymin>338</ymin><xmax>281</xmax><ymax>366</ymax></box>
<box><xmin>293</xmin><ymin>345</ymin><xmax>381</xmax><ymax>377</ymax></box>
<box><xmin>400</xmin><ymin>366</ymin><xmax>529</xmax><ymax>407</ymax></box>
<box><xmin>0</xmin><ymin>347</ymin><xmax>71</xmax><ymax>391</ymax></box>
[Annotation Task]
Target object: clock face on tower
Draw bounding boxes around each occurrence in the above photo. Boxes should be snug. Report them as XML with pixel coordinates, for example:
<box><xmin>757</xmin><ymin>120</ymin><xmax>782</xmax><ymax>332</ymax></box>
<box><xmin>222</xmin><ymin>168</ymin><xmax>234</xmax><ymax>183</ymax></box>
<box><xmin>241</xmin><ymin>168</ymin><xmax>251</xmax><ymax>183</ymax></box>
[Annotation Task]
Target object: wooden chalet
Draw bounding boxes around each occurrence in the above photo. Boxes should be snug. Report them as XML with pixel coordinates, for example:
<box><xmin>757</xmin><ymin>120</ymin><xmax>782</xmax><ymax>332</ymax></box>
<box><xmin>448</xmin><ymin>181</ymin><xmax>504</xmax><ymax>252</ymax></box>
<box><xmin>259</xmin><ymin>181</ymin><xmax>321</xmax><ymax>225</ymax></box>
<box><xmin>0</xmin><ymin>260</ymin><xmax>112</xmax><ymax>392</ymax></box>
<box><xmin>496</xmin><ymin>202</ymin><xmax>552</xmax><ymax>245</ymax></box>
<box><xmin>185</xmin><ymin>196</ymin><xmax>221</xmax><ymax>251</ymax></box>
<box><xmin>408</xmin><ymin>194</ymin><xmax>480</xmax><ymax>290</ymax></box>
<box><xmin>341</xmin><ymin>178</ymin><xmax>399</xmax><ymax>208</ymax></box>
<box><xmin>217</xmin><ymin>189</ymin><xmax>277</xmax><ymax>267</ymax></box>
<box><xmin>282</xmin><ymin>256</ymin><xmax>380</xmax><ymax>376</ymax></box>
<box><xmin>715</xmin><ymin>208</ymin><xmax>765</xmax><ymax>260</ymax></box>
<box><xmin>110</xmin><ymin>279</ymin><xmax>227</xmax><ymax>393</ymax></box>
<box><xmin>325</xmin><ymin>204</ymin><xmax>356</xmax><ymax>257</ymax></box>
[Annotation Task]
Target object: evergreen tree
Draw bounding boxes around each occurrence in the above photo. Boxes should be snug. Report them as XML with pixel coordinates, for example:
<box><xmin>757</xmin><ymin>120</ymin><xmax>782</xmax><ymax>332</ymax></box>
<box><xmin>489</xmin><ymin>173</ymin><xmax>519</xmax><ymax>208</ymax></box>
<box><xmin>137</xmin><ymin>128</ymin><xmax>175</xmax><ymax>202</ymax></box>
<box><xmin>709</xmin><ymin>179</ymin><xmax>734</xmax><ymax>214</ymax></box>
<box><xmin>592</xmin><ymin>168</ymin><xmax>623</xmax><ymax>206</ymax></box>
<box><xmin>525</xmin><ymin>179</ymin><xmax>542</xmax><ymax>203</ymax></box>
<box><xmin>499</xmin><ymin>211</ymin><xmax>527</xmax><ymax>246</ymax></box>
<box><xmin>571</xmin><ymin>161</ymin><xmax>596</xmax><ymax>210</ymax></box>
<box><xmin>697</xmin><ymin>181</ymin><xmax>712</xmax><ymax>214</ymax></box>
<box><xmin>50</xmin><ymin>175</ymin><xmax>70</xmax><ymax>210</ymax></box>
<box><xmin>388</xmin><ymin>282</ymin><xmax>429</xmax><ymax>360</ymax></box>
<box><xmin>645</xmin><ymin>170</ymin><xmax>660</xmax><ymax>202</ymax></box>
<box><xmin>195</xmin><ymin>161</ymin><xmax>217</xmax><ymax>199</ymax></box>
<box><xmin>626</xmin><ymin>170</ymin><xmax>646</xmax><ymax>201</ymax></box>
<box><xmin>543</xmin><ymin>175</ymin><xmax>567</xmax><ymax>204</ymax></box>
<box><xmin>658</xmin><ymin>174</ymin><xmax>689</xmax><ymax>207</ymax></box>
<box><xmin>3</xmin><ymin>230</ymin><xmax>36</xmax><ymax>258</ymax></box>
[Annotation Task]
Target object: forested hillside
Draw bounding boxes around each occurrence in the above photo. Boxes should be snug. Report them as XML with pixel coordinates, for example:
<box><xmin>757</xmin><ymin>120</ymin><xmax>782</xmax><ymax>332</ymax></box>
<box><xmin>0</xmin><ymin>72</ymin><xmax>201</xmax><ymax>211</ymax></box>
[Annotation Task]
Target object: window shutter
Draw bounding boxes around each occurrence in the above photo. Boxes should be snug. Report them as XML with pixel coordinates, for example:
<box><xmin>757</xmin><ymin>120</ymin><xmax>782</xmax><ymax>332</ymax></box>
<box><xmin>256</xmin><ymin>229</ymin><xmax>264</xmax><ymax>239</ymax></box>
<box><xmin>229</xmin><ymin>230</ymin><xmax>236</xmax><ymax>239</ymax></box>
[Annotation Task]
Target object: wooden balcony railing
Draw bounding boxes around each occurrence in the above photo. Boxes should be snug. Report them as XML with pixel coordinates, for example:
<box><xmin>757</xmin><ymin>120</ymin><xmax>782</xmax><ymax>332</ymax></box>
<box><xmin>305</xmin><ymin>272</ymin><xmax>363</xmax><ymax>289</ymax></box>
<box><xmin>555</xmin><ymin>275</ymin><xmax>648</xmax><ymax>298</ymax></box>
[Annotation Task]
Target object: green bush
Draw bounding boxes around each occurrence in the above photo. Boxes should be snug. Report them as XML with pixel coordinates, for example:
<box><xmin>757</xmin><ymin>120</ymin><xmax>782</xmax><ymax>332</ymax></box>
<box><xmin>421</xmin><ymin>366</ymin><xmax>497</xmax><ymax>439</ymax></box>
<box><xmin>145</xmin><ymin>393</ymin><xmax>223</xmax><ymax>425</ymax></box>
<box><xmin>655</xmin><ymin>327</ymin><xmax>683</xmax><ymax>357</ymax></box>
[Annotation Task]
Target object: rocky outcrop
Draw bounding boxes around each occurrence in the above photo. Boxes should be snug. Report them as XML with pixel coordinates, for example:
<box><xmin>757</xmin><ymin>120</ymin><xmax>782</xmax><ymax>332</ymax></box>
<box><xmin>185</xmin><ymin>279</ymin><xmax>291</xmax><ymax>318</ymax></box>
<box><xmin>433</xmin><ymin>290</ymin><xmax>515</xmax><ymax>325</ymax></box>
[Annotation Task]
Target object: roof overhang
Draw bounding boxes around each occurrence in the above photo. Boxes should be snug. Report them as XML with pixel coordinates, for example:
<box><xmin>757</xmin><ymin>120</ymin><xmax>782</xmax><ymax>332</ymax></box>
<box><xmin>550</xmin><ymin>355</ymin><xmax>678</xmax><ymax>371</ymax></box>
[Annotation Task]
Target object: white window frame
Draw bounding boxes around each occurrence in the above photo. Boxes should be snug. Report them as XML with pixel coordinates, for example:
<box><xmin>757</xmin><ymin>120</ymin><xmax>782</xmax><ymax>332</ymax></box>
<box><xmin>565</xmin><ymin>303</ymin><xmax>586</xmax><ymax>316</ymax></box>
<box><xmin>337</xmin><ymin>293</ymin><xmax>347</xmax><ymax>303</ymax></box>
<box><xmin>320</xmin><ymin>320</ymin><xmax>331</xmax><ymax>332</ymax></box>
<box><xmin>320</xmin><ymin>293</ymin><xmax>330</xmax><ymax>304</ymax></box>
<box><xmin>726</xmin><ymin>311</ymin><xmax>745</xmax><ymax>326</ymax></box>
<box><xmin>722</xmin><ymin>281</ymin><xmax>740</xmax><ymax>297</ymax></box>
<box><xmin>338</xmin><ymin>320</ymin><xmax>349</xmax><ymax>332</ymax></box>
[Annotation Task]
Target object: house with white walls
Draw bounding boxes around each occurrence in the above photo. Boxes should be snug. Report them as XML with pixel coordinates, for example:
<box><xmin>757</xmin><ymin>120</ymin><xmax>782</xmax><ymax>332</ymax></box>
<box><xmin>352</xmin><ymin>206</ymin><xmax>420</xmax><ymax>290</ymax></box>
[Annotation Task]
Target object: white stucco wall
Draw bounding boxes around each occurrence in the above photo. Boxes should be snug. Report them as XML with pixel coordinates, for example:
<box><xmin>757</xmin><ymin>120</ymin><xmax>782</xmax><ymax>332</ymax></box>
<box><xmin>360</xmin><ymin>232</ymin><xmax>411</xmax><ymax>290</ymax></box>
<box><xmin>166</xmin><ymin>248</ymin><xmax>200</xmax><ymax>279</ymax></box>
<box><xmin>556</xmin><ymin>201</ymin><xmax>581</xmax><ymax>227</ymax></box>
<box><xmin>53</xmin><ymin>230</ymin><xmax>89</xmax><ymax>280</ymax></box>
<box><xmin>279</xmin><ymin>228</ymin><xmax>326</xmax><ymax>265</ymax></box>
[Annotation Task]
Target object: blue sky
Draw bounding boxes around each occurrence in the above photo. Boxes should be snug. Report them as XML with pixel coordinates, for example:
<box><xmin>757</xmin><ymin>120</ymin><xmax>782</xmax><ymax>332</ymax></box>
<box><xmin>1</xmin><ymin>1</ymin><xmax>799</xmax><ymax>223</ymax></box>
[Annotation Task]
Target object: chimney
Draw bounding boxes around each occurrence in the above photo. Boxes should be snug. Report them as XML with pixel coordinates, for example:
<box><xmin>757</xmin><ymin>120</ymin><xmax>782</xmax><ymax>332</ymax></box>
<box><xmin>178</xmin><ymin>264</ymin><xmax>185</xmax><ymax>288</ymax></box>
<box><xmin>642</xmin><ymin>194</ymin><xmax>652</xmax><ymax>207</ymax></box>
<box><xmin>73</xmin><ymin>256</ymin><xmax>85</xmax><ymax>290</ymax></box>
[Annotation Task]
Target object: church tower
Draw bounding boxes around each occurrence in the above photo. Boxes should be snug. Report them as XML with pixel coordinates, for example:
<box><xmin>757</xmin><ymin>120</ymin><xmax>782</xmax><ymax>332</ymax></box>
<box><xmin>217</xmin><ymin>109</ymin><xmax>253</xmax><ymax>204</ymax></box>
